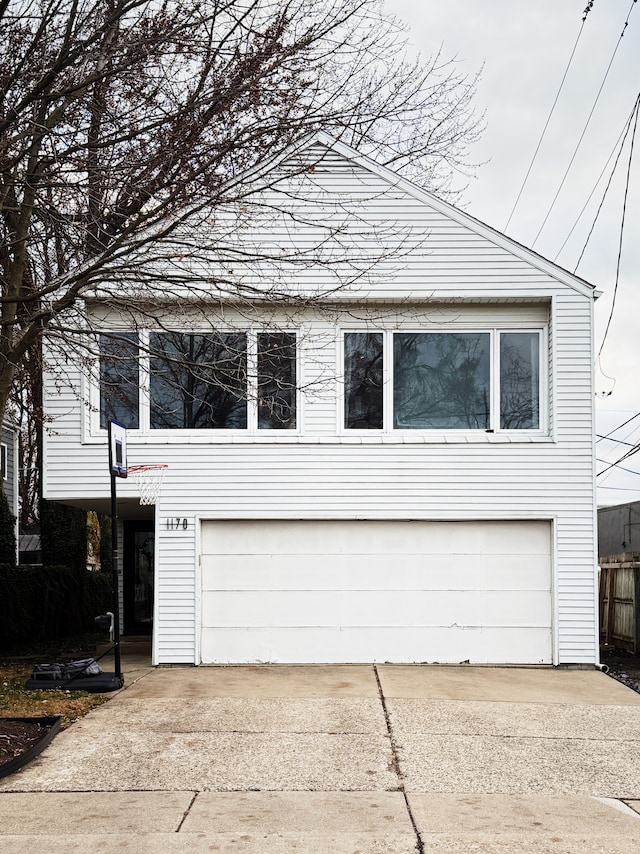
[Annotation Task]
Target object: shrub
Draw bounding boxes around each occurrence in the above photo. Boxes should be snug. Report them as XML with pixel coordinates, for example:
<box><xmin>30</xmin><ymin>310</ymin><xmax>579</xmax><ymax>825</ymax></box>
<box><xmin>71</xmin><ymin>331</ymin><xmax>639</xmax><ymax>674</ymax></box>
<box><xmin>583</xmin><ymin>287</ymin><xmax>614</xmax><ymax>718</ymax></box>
<box><xmin>0</xmin><ymin>564</ymin><xmax>112</xmax><ymax>651</ymax></box>
<box><xmin>40</xmin><ymin>500</ymin><xmax>88</xmax><ymax>570</ymax></box>
<box><xmin>0</xmin><ymin>491</ymin><xmax>16</xmax><ymax>565</ymax></box>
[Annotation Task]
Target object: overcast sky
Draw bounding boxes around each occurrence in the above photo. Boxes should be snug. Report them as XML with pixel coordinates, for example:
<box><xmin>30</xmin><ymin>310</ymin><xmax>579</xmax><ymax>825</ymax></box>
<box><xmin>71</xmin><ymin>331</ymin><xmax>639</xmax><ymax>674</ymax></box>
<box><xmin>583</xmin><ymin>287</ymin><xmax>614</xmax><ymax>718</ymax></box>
<box><xmin>384</xmin><ymin>0</ymin><xmax>640</xmax><ymax>505</ymax></box>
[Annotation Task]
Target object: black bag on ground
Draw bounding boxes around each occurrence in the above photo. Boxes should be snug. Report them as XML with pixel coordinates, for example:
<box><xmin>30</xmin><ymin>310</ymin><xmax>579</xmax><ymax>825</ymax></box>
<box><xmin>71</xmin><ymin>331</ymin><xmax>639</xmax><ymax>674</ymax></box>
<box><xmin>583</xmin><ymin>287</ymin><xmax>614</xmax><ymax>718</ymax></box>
<box><xmin>30</xmin><ymin>663</ymin><xmax>65</xmax><ymax>680</ymax></box>
<box><xmin>63</xmin><ymin>658</ymin><xmax>102</xmax><ymax>679</ymax></box>
<box><xmin>28</xmin><ymin>658</ymin><xmax>102</xmax><ymax>682</ymax></box>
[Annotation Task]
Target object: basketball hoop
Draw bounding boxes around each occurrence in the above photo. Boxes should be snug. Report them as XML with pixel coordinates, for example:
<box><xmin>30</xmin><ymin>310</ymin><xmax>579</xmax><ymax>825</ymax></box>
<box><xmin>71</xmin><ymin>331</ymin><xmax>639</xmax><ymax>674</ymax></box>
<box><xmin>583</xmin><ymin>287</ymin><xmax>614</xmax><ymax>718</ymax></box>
<box><xmin>127</xmin><ymin>464</ymin><xmax>168</xmax><ymax>506</ymax></box>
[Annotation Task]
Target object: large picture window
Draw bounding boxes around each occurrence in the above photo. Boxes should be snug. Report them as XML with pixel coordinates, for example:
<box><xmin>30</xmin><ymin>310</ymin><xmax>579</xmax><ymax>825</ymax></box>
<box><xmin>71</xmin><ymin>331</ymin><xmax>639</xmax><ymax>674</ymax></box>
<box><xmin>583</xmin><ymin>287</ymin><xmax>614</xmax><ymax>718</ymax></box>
<box><xmin>394</xmin><ymin>332</ymin><xmax>490</xmax><ymax>429</ymax></box>
<box><xmin>344</xmin><ymin>329</ymin><xmax>543</xmax><ymax>432</ymax></box>
<box><xmin>99</xmin><ymin>329</ymin><xmax>297</xmax><ymax>432</ymax></box>
<box><xmin>150</xmin><ymin>332</ymin><xmax>247</xmax><ymax>429</ymax></box>
<box><xmin>99</xmin><ymin>332</ymin><xmax>140</xmax><ymax>429</ymax></box>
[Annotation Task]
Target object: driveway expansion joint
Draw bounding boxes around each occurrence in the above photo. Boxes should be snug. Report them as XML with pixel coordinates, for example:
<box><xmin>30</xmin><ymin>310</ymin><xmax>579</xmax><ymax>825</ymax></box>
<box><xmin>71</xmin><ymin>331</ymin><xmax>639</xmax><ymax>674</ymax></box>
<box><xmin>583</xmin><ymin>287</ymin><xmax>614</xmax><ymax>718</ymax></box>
<box><xmin>373</xmin><ymin>664</ymin><xmax>424</xmax><ymax>854</ymax></box>
<box><xmin>175</xmin><ymin>791</ymin><xmax>199</xmax><ymax>832</ymax></box>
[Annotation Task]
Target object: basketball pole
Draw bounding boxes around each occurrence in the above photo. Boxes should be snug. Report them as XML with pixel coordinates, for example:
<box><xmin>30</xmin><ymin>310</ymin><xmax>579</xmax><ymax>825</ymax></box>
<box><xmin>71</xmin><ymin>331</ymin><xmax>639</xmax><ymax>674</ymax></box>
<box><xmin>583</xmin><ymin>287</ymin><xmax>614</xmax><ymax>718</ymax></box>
<box><xmin>107</xmin><ymin>421</ymin><xmax>124</xmax><ymax>682</ymax></box>
<box><xmin>110</xmin><ymin>468</ymin><xmax>123</xmax><ymax>681</ymax></box>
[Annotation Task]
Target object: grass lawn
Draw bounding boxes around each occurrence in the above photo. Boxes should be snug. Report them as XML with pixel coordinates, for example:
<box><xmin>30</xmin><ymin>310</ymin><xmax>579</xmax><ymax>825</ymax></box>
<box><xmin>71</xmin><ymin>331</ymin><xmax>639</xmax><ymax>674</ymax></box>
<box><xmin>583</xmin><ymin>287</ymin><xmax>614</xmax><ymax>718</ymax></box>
<box><xmin>1</xmin><ymin>637</ymin><xmax>112</xmax><ymax>728</ymax></box>
<box><xmin>1</xmin><ymin>661</ymin><xmax>109</xmax><ymax>728</ymax></box>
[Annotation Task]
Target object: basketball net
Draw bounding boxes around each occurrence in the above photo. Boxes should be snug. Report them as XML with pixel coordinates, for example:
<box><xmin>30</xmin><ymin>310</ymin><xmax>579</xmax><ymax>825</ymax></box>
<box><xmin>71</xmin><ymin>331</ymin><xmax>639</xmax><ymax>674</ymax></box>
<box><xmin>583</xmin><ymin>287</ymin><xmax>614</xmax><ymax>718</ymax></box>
<box><xmin>127</xmin><ymin>464</ymin><xmax>168</xmax><ymax>506</ymax></box>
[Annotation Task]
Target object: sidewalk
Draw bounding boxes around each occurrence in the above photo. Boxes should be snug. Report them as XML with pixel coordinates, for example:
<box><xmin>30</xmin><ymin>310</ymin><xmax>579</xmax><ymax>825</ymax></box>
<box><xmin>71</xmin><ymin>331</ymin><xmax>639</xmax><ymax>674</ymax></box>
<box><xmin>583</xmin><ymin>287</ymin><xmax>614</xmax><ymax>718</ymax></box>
<box><xmin>1</xmin><ymin>658</ymin><xmax>640</xmax><ymax>852</ymax></box>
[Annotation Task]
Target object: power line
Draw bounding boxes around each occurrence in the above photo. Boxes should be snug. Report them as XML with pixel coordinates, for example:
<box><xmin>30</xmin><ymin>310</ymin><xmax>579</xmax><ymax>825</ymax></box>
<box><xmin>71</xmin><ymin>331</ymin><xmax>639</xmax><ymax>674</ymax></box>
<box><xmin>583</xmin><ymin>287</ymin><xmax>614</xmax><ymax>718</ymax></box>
<box><xmin>596</xmin><ymin>410</ymin><xmax>640</xmax><ymax>443</ymax></box>
<box><xmin>502</xmin><ymin>4</ymin><xmax>593</xmax><ymax>232</ymax></box>
<box><xmin>531</xmin><ymin>0</ymin><xmax>637</xmax><ymax>249</ymax></box>
<box><xmin>553</xmin><ymin>101</ymin><xmax>636</xmax><ymax>265</ymax></box>
<box><xmin>598</xmin><ymin>435</ymin><xmax>637</xmax><ymax>447</ymax></box>
<box><xmin>597</xmin><ymin>434</ymin><xmax>640</xmax><ymax>447</ymax></box>
<box><xmin>597</xmin><ymin>440</ymin><xmax>640</xmax><ymax>477</ymax></box>
<box><xmin>595</xmin><ymin>95</ymin><xmax>639</xmax><ymax>360</ymax></box>
<box><xmin>571</xmin><ymin>93</ymin><xmax>640</xmax><ymax>273</ymax></box>
<box><xmin>596</xmin><ymin>457</ymin><xmax>640</xmax><ymax>476</ymax></box>
<box><xmin>598</xmin><ymin>485</ymin><xmax>640</xmax><ymax>492</ymax></box>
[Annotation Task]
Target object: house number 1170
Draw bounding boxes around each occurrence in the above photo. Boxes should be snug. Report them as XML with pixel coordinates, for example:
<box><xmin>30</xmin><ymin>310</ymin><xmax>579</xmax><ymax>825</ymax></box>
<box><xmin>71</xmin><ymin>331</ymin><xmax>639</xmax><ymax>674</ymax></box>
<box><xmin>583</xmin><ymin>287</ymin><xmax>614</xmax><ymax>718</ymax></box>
<box><xmin>166</xmin><ymin>517</ymin><xmax>188</xmax><ymax>530</ymax></box>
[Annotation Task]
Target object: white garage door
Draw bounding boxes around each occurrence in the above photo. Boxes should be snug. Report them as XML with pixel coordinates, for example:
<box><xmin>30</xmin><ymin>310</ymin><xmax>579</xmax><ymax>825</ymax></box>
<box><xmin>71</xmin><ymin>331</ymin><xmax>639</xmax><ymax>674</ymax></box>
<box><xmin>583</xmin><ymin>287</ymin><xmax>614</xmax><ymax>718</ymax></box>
<box><xmin>200</xmin><ymin>520</ymin><xmax>552</xmax><ymax>664</ymax></box>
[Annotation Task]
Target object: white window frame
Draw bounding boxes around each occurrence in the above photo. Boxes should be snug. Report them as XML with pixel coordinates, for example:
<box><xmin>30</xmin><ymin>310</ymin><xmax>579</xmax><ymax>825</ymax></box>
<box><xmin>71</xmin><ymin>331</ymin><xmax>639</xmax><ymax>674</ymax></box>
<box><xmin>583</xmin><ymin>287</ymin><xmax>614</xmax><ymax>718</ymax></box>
<box><xmin>93</xmin><ymin>328</ymin><xmax>300</xmax><ymax>436</ymax></box>
<box><xmin>0</xmin><ymin>443</ymin><xmax>7</xmax><ymax>480</ymax></box>
<box><xmin>340</xmin><ymin>327</ymin><xmax>547</xmax><ymax>436</ymax></box>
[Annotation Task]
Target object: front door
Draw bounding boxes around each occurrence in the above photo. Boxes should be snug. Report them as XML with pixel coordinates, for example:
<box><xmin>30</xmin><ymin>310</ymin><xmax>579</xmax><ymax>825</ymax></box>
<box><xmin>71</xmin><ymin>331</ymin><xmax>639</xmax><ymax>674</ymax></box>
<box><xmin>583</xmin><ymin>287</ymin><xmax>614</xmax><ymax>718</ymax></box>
<box><xmin>123</xmin><ymin>522</ymin><xmax>155</xmax><ymax>636</ymax></box>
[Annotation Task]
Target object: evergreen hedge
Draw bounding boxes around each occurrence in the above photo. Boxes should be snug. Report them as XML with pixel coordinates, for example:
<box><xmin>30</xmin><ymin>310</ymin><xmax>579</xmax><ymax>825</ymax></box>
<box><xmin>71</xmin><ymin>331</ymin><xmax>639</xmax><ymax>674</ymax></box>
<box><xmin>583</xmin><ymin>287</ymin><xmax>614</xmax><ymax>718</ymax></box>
<box><xmin>0</xmin><ymin>491</ymin><xmax>16</xmax><ymax>565</ymax></box>
<box><xmin>0</xmin><ymin>564</ymin><xmax>112</xmax><ymax>651</ymax></box>
<box><xmin>40</xmin><ymin>499</ymin><xmax>88</xmax><ymax>570</ymax></box>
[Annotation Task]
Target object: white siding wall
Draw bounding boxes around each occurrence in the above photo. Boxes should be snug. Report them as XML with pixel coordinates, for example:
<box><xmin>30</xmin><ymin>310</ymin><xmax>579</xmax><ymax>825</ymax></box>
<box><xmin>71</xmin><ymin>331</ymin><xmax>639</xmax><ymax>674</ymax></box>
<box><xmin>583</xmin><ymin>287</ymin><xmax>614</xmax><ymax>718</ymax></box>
<box><xmin>41</xmin><ymin>141</ymin><xmax>597</xmax><ymax>665</ymax></box>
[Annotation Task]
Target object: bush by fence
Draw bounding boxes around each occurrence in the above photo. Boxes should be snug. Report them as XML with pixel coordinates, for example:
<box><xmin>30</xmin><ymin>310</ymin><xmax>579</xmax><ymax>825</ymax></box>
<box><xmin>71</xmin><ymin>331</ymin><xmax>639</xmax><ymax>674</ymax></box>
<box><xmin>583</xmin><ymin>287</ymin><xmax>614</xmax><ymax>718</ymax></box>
<box><xmin>40</xmin><ymin>500</ymin><xmax>88</xmax><ymax>570</ymax></box>
<box><xmin>0</xmin><ymin>564</ymin><xmax>111</xmax><ymax>651</ymax></box>
<box><xmin>0</xmin><ymin>491</ymin><xmax>16</xmax><ymax>565</ymax></box>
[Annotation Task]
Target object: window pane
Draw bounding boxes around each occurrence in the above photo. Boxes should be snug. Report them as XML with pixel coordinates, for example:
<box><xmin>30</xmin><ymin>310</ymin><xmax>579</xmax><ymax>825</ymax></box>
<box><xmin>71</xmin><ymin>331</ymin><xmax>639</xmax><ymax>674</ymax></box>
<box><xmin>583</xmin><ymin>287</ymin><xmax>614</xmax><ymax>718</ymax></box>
<box><xmin>500</xmin><ymin>332</ymin><xmax>540</xmax><ymax>429</ymax></box>
<box><xmin>257</xmin><ymin>332</ymin><xmax>297</xmax><ymax>429</ymax></box>
<box><xmin>100</xmin><ymin>332</ymin><xmax>139</xmax><ymax>429</ymax></box>
<box><xmin>150</xmin><ymin>332</ymin><xmax>247</xmax><ymax>429</ymax></box>
<box><xmin>393</xmin><ymin>333</ymin><xmax>490</xmax><ymax>429</ymax></box>
<box><xmin>344</xmin><ymin>332</ymin><xmax>384</xmax><ymax>429</ymax></box>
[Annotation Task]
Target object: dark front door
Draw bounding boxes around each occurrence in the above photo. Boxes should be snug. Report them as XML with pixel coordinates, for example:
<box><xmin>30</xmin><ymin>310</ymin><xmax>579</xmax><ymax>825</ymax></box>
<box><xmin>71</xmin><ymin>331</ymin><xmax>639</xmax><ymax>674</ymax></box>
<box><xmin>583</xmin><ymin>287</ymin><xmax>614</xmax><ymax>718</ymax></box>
<box><xmin>123</xmin><ymin>522</ymin><xmax>155</xmax><ymax>636</ymax></box>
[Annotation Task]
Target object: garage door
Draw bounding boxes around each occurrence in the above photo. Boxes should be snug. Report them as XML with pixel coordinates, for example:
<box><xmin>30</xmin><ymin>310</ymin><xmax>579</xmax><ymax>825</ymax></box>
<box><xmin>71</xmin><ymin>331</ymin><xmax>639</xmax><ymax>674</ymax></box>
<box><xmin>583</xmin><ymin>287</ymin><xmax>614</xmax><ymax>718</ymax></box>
<box><xmin>199</xmin><ymin>520</ymin><xmax>552</xmax><ymax>664</ymax></box>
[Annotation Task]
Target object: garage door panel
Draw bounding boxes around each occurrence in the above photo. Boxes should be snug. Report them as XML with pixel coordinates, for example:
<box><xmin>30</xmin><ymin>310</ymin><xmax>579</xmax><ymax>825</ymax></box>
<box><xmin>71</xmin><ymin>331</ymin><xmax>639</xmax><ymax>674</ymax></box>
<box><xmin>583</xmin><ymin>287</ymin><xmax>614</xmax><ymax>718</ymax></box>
<box><xmin>201</xmin><ymin>520</ymin><xmax>550</xmax><ymax>556</ymax></box>
<box><xmin>203</xmin><ymin>590</ymin><xmax>485</xmax><ymax>628</ymax></box>
<box><xmin>200</xmin><ymin>520</ymin><xmax>552</xmax><ymax>664</ymax></box>
<box><xmin>202</xmin><ymin>588</ymin><xmax>551</xmax><ymax>630</ymax></box>
<box><xmin>200</xmin><ymin>626</ymin><xmax>553</xmax><ymax>665</ymax></box>
<box><xmin>203</xmin><ymin>553</ymin><xmax>549</xmax><ymax>592</ymax></box>
<box><xmin>479</xmin><ymin>590</ymin><xmax>551</xmax><ymax>625</ymax></box>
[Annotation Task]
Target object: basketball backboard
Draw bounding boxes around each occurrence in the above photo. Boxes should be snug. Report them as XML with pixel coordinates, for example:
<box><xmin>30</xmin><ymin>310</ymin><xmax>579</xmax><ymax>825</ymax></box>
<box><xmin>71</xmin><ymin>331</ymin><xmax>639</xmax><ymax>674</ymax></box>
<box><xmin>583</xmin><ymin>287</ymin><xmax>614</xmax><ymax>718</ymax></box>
<box><xmin>108</xmin><ymin>420</ymin><xmax>128</xmax><ymax>478</ymax></box>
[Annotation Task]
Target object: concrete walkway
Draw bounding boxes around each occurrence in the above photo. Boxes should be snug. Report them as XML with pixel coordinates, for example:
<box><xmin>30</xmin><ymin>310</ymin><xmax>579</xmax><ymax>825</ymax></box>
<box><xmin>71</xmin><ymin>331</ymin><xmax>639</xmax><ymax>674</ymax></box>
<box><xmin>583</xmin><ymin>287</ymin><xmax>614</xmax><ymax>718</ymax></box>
<box><xmin>2</xmin><ymin>658</ymin><xmax>640</xmax><ymax>852</ymax></box>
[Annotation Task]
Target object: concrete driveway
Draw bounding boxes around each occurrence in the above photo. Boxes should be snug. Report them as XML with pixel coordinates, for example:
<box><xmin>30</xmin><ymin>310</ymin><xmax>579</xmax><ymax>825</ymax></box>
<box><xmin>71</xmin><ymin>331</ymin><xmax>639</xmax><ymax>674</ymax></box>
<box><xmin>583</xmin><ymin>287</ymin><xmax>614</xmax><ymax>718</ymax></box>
<box><xmin>2</xmin><ymin>658</ymin><xmax>640</xmax><ymax>852</ymax></box>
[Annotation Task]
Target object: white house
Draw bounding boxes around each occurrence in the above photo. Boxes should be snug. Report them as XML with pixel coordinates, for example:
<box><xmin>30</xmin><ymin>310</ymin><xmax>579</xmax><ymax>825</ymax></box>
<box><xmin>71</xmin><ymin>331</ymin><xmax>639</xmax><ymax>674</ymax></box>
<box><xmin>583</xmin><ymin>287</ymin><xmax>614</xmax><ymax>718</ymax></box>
<box><xmin>42</xmin><ymin>133</ymin><xmax>599</xmax><ymax>667</ymax></box>
<box><xmin>2</xmin><ymin>419</ymin><xmax>19</xmax><ymax>560</ymax></box>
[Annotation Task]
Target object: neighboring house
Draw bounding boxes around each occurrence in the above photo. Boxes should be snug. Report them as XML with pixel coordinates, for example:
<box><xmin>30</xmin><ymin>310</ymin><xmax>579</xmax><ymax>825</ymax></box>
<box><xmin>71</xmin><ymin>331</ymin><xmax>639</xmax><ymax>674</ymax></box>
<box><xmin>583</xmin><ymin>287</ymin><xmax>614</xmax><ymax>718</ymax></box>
<box><xmin>598</xmin><ymin>501</ymin><xmax>640</xmax><ymax>559</ymax></box>
<box><xmin>41</xmin><ymin>133</ymin><xmax>599</xmax><ymax>667</ymax></box>
<box><xmin>2</xmin><ymin>420</ymin><xmax>19</xmax><ymax>561</ymax></box>
<box><xmin>18</xmin><ymin>533</ymin><xmax>42</xmax><ymax>566</ymax></box>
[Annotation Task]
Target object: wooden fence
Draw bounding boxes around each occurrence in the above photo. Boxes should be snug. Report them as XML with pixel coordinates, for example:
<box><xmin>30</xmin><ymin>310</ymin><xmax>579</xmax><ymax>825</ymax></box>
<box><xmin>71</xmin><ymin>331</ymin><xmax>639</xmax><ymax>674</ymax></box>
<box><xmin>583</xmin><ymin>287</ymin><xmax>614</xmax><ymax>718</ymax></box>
<box><xmin>600</xmin><ymin>553</ymin><xmax>640</xmax><ymax>653</ymax></box>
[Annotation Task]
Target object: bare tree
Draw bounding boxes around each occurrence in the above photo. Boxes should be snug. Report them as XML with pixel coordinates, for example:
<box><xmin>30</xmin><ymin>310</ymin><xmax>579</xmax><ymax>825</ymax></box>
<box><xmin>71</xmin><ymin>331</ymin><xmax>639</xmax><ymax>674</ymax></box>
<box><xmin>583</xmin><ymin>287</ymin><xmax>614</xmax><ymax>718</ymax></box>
<box><xmin>1</xmin><ymin>0</ymin><xmax>482</xmax><ymax>520</ymax></box>
<box><xmin>9</xmin><ymin>341</ymin><xmax>42</xmax><ymax>529</ymax></box>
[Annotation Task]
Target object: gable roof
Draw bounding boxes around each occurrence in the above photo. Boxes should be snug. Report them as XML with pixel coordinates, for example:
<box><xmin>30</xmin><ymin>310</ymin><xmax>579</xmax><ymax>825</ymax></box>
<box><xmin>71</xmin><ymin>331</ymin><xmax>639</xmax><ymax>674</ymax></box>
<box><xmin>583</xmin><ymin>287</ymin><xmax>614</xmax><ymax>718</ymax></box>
<box><xmin>288</xmin><ymin>131</ymin><xmax>597</xmax><ymax>300</ymax></box>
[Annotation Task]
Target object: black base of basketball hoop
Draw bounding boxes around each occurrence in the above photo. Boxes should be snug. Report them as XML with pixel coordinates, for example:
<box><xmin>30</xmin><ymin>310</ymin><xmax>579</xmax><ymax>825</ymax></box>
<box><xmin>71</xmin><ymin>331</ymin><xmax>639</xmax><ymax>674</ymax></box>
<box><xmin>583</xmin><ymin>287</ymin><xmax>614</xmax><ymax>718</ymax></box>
<box><xmin>128</xmin><ymin>464</ymin><xmax>168</xmax><ymax>505</ymax></box>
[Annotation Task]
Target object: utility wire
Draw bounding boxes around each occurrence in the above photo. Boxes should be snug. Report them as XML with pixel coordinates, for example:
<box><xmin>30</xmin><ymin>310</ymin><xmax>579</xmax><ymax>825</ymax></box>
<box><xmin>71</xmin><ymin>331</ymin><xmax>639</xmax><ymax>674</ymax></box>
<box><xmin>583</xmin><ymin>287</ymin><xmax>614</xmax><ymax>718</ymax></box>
<box><xmin>597</xmin><ymin>440</ymin><xmax>640</xmax><ymax>477</ymax></box>
<box><xmin>596</xmin><ymin>409</ymin><xmax>640</xmax><ymax>443</ymax></box>
<box><xmin>502</xmin><ymin>3</ymin><xmax>594</xmax><ymax>232</ymax></box>
<box><xmin>597</xmin><ymin>434</ymin><xmax>640</xmax><ymax>447</ymax></box>
<box><xmin>598</xmin><ymin>485</ymin><xmax>640</xmax><ymax>491</ymax></box>
<box><xmin>595</xmin><ymin>96</ymin><xmax>639</xmax><ymax>360</ymax></box>
<box><xmin>531</xmin><ymin>0</ymin><xmax>637</xmax><ymax>249</ymax></box>
<box><xmin>596</xmin><ymin>458</ymin><xmax>640</xmax><ymax>477</ymax></box>
<box><xmin>571</xmin><ymin>93</ymin><xmax>640</xmax><ymax>273</ymax></box>
<box><xmin>554</xmin><ymin>102</ymin><xmax>636</xmax><ymax>264</ymax></box>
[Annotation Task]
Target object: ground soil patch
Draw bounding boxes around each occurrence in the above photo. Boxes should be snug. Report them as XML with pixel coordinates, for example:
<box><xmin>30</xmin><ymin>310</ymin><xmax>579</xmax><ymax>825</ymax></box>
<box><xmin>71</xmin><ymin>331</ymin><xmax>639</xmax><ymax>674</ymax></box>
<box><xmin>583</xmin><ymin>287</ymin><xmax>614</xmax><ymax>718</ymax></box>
<box><xmin>601</xmin><ymin>647</ymin><xmax>640</xmax><ymax>694</ymax></box>
<box><xmin>0</xmin><ymin>660</ymin><xmax>108</xmax><ymax>769</ymax></box>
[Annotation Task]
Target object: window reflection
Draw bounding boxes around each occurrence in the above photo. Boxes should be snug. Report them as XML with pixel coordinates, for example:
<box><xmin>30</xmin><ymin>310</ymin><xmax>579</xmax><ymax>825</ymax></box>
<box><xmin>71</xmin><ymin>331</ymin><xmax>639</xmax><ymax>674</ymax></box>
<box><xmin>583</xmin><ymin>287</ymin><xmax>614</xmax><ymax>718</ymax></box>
<box><xmin>257</xmin><ymin>332</ymin><xmax>297</xmax><ymax>429</ymax></box>
<box><xmin>393</xmin><ymin>333</ymin><xmax>490</xmax><ymax>429</ymax></box>
<box><xmin>99</xmin><ymin>332</ymin><xmax>139</xmax><ymax>429</ymax></box>
<box><xmin>150</xmin><ymin>332</ymin><xmax>247</xmax><ymax>429</ymax></box>
<box><xmin>344</xmin><ymin>332</ymin><xmax>384</xmax><ymax>429</ymax></box>
<box><xmin>500</xmin><ymin>332</ymin><xmax>540</xmax><ymax>429</ymax></box>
